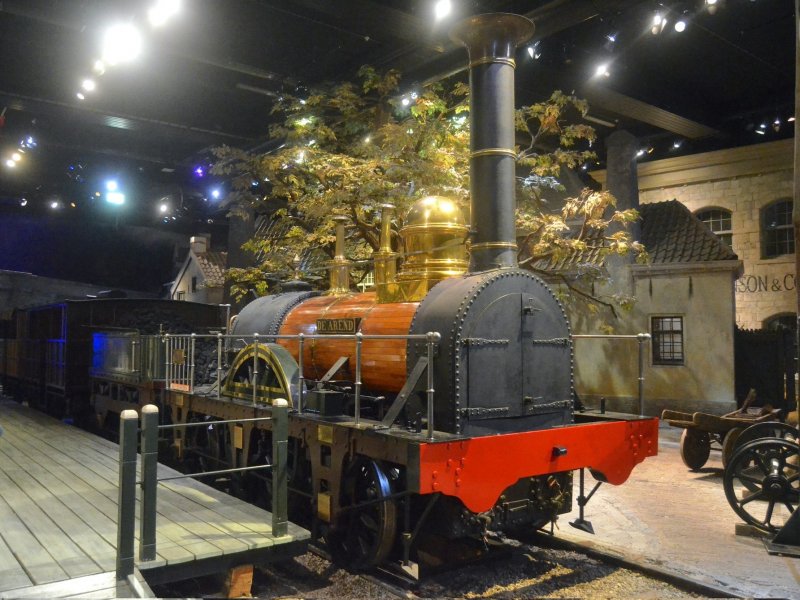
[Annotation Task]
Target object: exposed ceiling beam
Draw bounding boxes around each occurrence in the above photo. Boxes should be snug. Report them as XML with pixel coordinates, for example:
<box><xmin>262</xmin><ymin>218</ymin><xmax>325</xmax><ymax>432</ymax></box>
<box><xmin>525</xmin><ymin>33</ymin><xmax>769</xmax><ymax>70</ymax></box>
<box><xmin>580</xmin><ymin>87</ymin><xmax>719</xmax><ymax>140</ymax></box>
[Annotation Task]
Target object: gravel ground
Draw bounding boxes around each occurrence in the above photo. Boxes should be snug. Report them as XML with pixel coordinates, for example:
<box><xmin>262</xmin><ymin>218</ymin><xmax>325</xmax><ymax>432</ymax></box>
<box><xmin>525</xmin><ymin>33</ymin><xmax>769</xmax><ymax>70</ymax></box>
<box><xmin>154</xmin><ymin>542</ymin><xmax>710</xmax><ymax>599</ymax></box>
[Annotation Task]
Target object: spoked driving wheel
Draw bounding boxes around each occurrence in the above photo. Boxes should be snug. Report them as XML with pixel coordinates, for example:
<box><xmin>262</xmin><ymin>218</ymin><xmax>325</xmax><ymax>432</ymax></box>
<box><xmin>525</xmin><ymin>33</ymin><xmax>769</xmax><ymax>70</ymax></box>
<box><xmin>328</xmin><ymin>457</ymin><xmax>398</xmax><ymax>571</ymax></box>
<box><xmin>723</xmin><ymin>438</ymin><xmax>800</xmax><ymax>533</ymax></box>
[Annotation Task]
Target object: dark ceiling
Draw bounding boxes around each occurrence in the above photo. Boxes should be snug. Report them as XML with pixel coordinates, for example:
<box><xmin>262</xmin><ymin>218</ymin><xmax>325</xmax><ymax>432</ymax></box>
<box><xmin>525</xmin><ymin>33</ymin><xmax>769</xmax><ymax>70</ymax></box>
<box><xmin>0</xmin><ymin>0</ymin><xmax>795</xmax><ymax>228</ymax></box>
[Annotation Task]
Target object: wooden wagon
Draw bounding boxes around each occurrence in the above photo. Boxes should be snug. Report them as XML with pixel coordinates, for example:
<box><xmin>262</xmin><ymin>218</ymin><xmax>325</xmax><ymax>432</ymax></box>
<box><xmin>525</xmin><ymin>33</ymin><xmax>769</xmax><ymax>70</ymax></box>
<box><xmin>662</xmin><ymin>391</ymin><xmax>781</xmax><ymax>470</ymax></box>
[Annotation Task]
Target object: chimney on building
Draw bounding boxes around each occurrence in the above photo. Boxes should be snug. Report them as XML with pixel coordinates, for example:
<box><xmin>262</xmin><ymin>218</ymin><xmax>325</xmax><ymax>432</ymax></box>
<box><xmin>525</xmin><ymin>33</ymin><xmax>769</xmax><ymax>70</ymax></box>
<box><xmin>190</xmin><ymin>235</ymin><xmax>209</xmax><ymax>254</ymax></box>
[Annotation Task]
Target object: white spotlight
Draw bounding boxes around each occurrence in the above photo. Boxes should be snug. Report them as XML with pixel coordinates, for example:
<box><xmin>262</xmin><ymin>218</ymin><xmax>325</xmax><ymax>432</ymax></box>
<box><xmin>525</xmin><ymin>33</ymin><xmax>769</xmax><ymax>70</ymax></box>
<box><xmin>434</xmin><ymin>0</ymin><xmax>452</xmax><ymax>21</ymax></box>
<box><xmin>148</xmin><ymin>0</ymin><xmax>181</xmax><ymax>27</ymax></box>
<box><xmin>76</xmin><ymin>92</ymin><xmax>86</xmax><ymax>100</ymax></box>
<box><xmin>101</xmin><ymin>23</ymin><xmax>142</xmax><ymax>65</ymax></box>
<box><xmin>93</xmin><ymin>60</ymin><xmax>106</xmax><ymax>75</ymax></box>
<box><xmin>159</xmin><ymin>203</ymin><xmax>169</xmax><ymax>213</ymax></box>
<box><xmin>401</xmin><ymin>97</ymin><xmax>410</xmax><ymax>107</ymax></box>
<box><xmin>20</xmin><ymin>198</ymin><xmax>27</xmax><ymax>207</ymax></box>
<box><xmin>705</xmin><ymin>0</ymin><xmax>718</xmax><ymax>14</ymax></box>
<box><xmin>106</xmin><ymin>180</ymin><xmax>119</xmax><ymax>192</ymax></box>
<box><xmin>106</xmin><ymin>192</ymin><xmax>125</xmax><ymax>205</ymax></box>
<box><xmin>211</xmin><ymin>188</ymin><xmax>221</xmax><ymax>199</ymax></box>
<box><xmin>11</xmin><ymin>152</ymin><xmax>21</xmax><ymax>162</ymax></box>
<box><xmin>82</xmin><ymin>79</ymin><xmax>96</xmax><ymax>92</ymax></box>
<box><xmin>51</xmin><ymin>200</ymin><xmax>60</xmax><ymax>209</ymax></box>
<box><xmin>674</xmin><ymin>20</ymin><xmax>686</xmax><ymax>33</ymax></box>
<box><xmin>595</xmin><ymin>63</ymin><xmax>610</xmax><ymax>78</ymax></box>
<box><xmin>5</xmin><ymin>159</ymin><xmax>15</xmax><ymax>168</ymax></box>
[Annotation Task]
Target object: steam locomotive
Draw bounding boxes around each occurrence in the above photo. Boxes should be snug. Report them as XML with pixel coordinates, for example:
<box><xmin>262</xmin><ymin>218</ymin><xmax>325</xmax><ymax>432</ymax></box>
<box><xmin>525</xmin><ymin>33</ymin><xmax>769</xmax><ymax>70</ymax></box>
<box><xmin>0</xmin><ymin>13</ymin><xmax>658</xmax><ymax>573</ymax></box>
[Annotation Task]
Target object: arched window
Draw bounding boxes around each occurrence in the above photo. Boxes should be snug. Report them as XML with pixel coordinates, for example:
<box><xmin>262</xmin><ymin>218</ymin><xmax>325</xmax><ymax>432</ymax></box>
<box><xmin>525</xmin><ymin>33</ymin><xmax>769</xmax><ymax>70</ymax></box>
<box><xmin>761</xmin><ymin>199</ymin><xmax>794</xmax><ymax>258</ymax></box>
<box><xmin>764</xmin><ymin>313</ymin><xmax>797</xmax><ymax>332</ymax></box>
<box><xmin>696</xmin><ymin>207</ymin><xmax>732</xmax><ymax>247</ymax></box>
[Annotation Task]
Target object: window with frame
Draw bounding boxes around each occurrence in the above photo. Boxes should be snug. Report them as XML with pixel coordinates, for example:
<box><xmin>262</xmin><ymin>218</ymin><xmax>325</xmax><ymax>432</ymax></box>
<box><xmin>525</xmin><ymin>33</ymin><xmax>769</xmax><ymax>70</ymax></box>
<box><xmin>696</xmin><ymin>207</ymin><xmax>732</xmax><ymax>248</ymax></box>
<box><xmin>762</xmin><ymin>199</ymin><xmax>794</xmax><ymax>258</ymax></box>
<box><xmin>651</xmin><ymin>316</ymin><xmax>684</xmax><ymax>365</ymax></box>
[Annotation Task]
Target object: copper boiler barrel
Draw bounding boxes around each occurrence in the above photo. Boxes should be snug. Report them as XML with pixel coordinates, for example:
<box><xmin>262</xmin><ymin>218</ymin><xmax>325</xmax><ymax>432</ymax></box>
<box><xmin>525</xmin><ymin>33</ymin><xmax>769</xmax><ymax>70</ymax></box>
<box><xmin>278</xmin><ymin>293</ymin><xmax>419</xmax><ymax>392</ymax></box>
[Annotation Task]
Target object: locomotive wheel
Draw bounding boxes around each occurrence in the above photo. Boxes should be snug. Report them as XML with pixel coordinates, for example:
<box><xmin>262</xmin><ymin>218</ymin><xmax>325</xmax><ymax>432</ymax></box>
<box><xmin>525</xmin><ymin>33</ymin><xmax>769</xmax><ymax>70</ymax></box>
<box><xmin>723</xmin><ymin>438</ymin><xmax>800</xmax><ymax>533</ymax></box>
<box><xmin>734</xmin><ymin>421</ymin><xmax>799</xmax><ymax>452</ymax></box>
<box><xmin>680</xmin><ymin>428</ymin><xmax>710</xmax><ymax>471</ymax></box>
<box><xmin>721</xmin><ymin>427</ymin><xmax>743</xmax><ymax>469</ymax></box>
<box><xmin>328</xmin><ymin>457</ymin><xmax>397</xmax><ymax>571</ymax></box>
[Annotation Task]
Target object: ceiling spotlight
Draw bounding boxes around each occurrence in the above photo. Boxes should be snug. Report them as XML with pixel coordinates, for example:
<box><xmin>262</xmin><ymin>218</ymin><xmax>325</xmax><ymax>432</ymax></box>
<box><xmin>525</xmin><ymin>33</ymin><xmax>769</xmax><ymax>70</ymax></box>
<box><xmin>20</xmin><ymin>198</ymin><xmax>27</xmax><ymax>207</ymax></box>
<box><xmin>159</xmin><ymin>203</ymin><xmax>169</xmax><ymax>213</ymax></box>
<box><xmin>101</xmin><ymin>23</ymin><xmax>143</xmax><ymax>65</ymax></box>
<box><xmin>5</xmin><ymin>159</ymin><xmax>16</xmax><ymax>168</ymax></box>
<box><xmin>635</xmin><ymin>149</ymin><xmax>645</xmax><ymax>157</ymax></box>
<box><xmin>759</xmin><ymin>122</ymin><xmax>767</xmax><ymax>129</ymax></box>
<box><xmin>789</xmin><ymin>116</ymin><xmax>796</xmax><ymax>122</ymax></box>
<box><xmin>51</xmin><ymin>201</ymin><xmax>60</xmax><ymax>209</ymax></box>
<box><xmin>93</xmin><ymin>60</ymin><xmax>106</xmax><ymax>75</ymax></box>
<box><xmin>527</xmin><ymin>41</ymin><xmax>542</xmax><ymax>59</ymax></box>
<box><xmin>106</xmin><ymin>192</ymin><xmax>125</xmax><ymax>205</ymax></box>
<box><xmin>434</xmin><ymin>0</ymin><xmax>452</xmax><ymax>21</ymax></box>
<box><xmin>595</xmin><ymin>63</ymin><xmax>611</xmax><ymax>78</ymax></box>
<box><xmin>194</xmin><ymin>165</ymin><xmax>205</xmax><ymax>177</ymax></box>
<box><xmin>106</xmin><ymin>180</ymin><xmax>119</xmax><ymax>192</ymax></box>
<box><xmin>401</xmin><ymin>97</ymin><xmax>410</xmax><ymax>107</ymax></box>
<box><xmin>705</xmin><ymin>0</ymin><xmax>719</xmax><ymax>14</ymax></box>
<box><xmin>11</xmin><ymin>152</ymin><xmax>21</xmax><ymax>162</ymax></box>
<box><xmin>674</xmin><ymin>20</ymin><xmax>686</xmax><ymax>32</ymax></box>
<box><xmin>82</xmin><ymin>79</ymin><xmax>97</xmax><ymax>92</ymax></box>
<box><xmin>651</xmin><ymin>13</ymin><xmax>667</xmax><ymax>35</ymax></box>
<box><xmin>76</xmin><ymin>92</ymin><xmax>86</xmax><ymax>100</ymax></box>
<box><xmin>672</xmin><ymin>140</ymin><xmax>683</xmax><ymax>149</ymax></box>
<box><xmin>211</xmin><ymin>188</ymin><xmax>221</xmax><ymax>199</ymax></box>
<box><xmin>70</xmin><ymin>202</ymin><xmax>76</xmax><ymax>208</ymax></box>
<box><xmin>755</xmin><ymin>129</ymin><xmax>765</xmax><ymax>135</ymax></box>
<box><xmin>148</xmin><ymin>0</ymin><xmax>181</xmax><ymax>27</ymax></box>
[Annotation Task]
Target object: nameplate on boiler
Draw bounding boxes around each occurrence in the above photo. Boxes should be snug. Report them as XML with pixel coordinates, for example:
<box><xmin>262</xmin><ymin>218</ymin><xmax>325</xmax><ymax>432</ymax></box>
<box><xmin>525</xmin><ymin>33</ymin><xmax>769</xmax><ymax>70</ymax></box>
<box><xmin>316</xmin><ymin>318</ymin><xmax>361</xmax><ymax>334</ymax></box>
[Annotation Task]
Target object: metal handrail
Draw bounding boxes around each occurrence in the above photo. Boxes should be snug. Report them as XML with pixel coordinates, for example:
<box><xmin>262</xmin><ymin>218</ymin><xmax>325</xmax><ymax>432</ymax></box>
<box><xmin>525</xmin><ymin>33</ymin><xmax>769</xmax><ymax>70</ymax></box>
<box><xmin>572</xmin><ymin>333</ymin><xmax>651</xmax><ymax>416</ymax></box>
<box><xmin>162</xmin><ymin>330</ymin><xmax>442</xmax><ymax>438</ymax></box>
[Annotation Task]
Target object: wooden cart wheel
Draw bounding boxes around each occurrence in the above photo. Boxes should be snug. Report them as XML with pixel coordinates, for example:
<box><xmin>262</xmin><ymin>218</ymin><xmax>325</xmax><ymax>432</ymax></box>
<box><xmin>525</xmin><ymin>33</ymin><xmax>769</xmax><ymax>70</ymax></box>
<box><xmin>680</xmin><ymin>428</ymin><xmax>710</xmax><ymax>471</ymax></box>
<box><xmin>721</xmin><ymin>427</ymin><xmax>743</xmax><ymax>468</ymax></box>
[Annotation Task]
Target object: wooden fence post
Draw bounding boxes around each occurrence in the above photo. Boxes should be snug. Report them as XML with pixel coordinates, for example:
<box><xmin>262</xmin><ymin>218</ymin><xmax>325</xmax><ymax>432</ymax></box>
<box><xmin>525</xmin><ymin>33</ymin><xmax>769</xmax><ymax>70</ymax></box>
<box><xmin>116</xmin><ymin>409</ymin><xmax>138</xmax><ymax>579</ymax></box>
<box><xmin>271</xmin><ymin>398</ymin><xmax>288</xmax><ymax>537</ymax></box>
<box><xmin>139</xmin><ymin>404</ymin><xmax>158</xmax><ymax>561</ymax></box>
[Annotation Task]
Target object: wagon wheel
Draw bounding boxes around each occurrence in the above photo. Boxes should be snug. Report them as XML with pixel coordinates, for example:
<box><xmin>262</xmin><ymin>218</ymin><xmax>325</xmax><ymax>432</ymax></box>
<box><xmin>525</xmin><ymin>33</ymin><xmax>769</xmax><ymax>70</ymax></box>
<box><xmin>723</xmin><ymin>438</ymin><xmax>800</xmax><ymax>534</ymax></box>
<box><xmin>680</xmin><ymin>428</ymin><xmax>710</xmax><ymax>470</ymax></box>
<box><xmin>721</xmin><ymin>427</ymin><xmax>743</xmax><ymax>468</ymax></box>
<box><xmin>327</xmin><ymin>457</ymin><xmax>398</xmax><ymax>571</ymax></box>
<box><xmin>734</xmin><ymin>421</ymin><xmax>799</xmax><ymax>452</ymax></box>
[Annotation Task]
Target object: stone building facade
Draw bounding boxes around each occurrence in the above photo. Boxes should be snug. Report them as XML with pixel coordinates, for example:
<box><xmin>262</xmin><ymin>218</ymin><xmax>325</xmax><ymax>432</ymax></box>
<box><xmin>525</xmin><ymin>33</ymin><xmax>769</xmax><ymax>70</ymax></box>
<box><xmin>606</xmin><ymin>139</ymin><xmax>793</xmax><ymax>331</ymax></box>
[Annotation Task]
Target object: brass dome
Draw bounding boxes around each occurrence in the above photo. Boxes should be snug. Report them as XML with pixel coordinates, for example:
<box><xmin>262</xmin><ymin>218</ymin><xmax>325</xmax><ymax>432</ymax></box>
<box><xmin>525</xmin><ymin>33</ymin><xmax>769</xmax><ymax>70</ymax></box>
<box><xmin>404</xmin><ymin>196</ymin><xmax>467</xmax><ymax>228</ymax></box>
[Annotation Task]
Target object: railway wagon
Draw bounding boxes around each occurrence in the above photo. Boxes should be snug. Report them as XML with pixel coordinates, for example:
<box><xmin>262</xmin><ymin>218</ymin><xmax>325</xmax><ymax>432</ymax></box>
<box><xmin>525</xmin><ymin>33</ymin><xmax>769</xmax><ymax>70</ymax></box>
<box><xmin>0</xmin><ymin>298</ymin><xmax>226</xmax><ymax>423</ymax></box>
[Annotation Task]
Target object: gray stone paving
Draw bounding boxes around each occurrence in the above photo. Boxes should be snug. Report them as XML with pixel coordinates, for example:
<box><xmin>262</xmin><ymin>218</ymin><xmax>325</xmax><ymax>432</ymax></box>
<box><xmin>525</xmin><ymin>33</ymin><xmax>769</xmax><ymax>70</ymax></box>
<box><xmin>559</xmin><ymin>423</ymin><xmax>800</xmax><ymax>599</ymax></box>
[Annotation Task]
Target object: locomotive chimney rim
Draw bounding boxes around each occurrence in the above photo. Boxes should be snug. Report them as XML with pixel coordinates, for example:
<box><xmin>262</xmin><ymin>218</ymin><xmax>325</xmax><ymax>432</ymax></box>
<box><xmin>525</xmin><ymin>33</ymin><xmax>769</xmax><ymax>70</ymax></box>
<box><xmin>451</xmin><ymin>13</ymin><xmax>534</xmax><ymax>273</ymax></box>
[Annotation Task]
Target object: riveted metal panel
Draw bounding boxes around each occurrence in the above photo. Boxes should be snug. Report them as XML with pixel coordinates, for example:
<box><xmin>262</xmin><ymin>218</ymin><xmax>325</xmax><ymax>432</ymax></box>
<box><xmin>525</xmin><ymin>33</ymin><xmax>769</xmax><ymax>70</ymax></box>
<box><xmin>408</xmin><ymin>269</ymin><xmax>573</xmax><ymax>436</ymax></box>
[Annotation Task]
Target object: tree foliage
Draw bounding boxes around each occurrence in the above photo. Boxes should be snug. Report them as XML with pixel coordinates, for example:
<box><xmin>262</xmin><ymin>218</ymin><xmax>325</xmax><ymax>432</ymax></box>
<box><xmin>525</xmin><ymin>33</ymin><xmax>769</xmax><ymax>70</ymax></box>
<box><xmin>212</xmin><ymin>67</ymin><xmax>646</xmax><ymax>307</ymax></box>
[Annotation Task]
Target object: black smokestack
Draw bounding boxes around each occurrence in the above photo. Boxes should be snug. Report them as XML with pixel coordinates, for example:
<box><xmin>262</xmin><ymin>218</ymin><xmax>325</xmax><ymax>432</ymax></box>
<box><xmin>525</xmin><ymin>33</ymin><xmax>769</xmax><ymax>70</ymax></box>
<box><xmin>450</xmin><ymin>13</ymin><xmax>534</xmax><ymax>272</ymax></box>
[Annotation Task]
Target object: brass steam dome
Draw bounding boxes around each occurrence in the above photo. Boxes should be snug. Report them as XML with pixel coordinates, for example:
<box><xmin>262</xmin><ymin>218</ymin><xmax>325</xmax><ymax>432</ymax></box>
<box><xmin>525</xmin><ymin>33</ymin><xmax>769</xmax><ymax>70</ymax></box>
<box><xmin>395</xmin><ymin>196</ymin><xmax>469</xmax><ymax>298</ymax></box>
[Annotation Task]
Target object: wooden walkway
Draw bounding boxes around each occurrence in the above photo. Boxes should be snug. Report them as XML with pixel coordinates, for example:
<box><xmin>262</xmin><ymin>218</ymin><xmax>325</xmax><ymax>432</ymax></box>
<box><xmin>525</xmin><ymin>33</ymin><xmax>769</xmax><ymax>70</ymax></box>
<box><xmin>0</xmin><ymin>398</ymin><xmax>308</xmax><ymax>598</ymax></box>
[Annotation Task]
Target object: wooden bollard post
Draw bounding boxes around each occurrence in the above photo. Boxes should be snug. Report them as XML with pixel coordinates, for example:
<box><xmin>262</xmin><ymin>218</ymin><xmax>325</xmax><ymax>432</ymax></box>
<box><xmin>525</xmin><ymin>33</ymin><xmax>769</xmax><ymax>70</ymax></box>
<box><xmin>271</xmin><ymin>398</ymin><xmax>288</xmax><ymax>537</ymax></box>
<box><xmin>139</xmin><ymin>404</ymin><xmax>158</xmax><ymax>561</ymax></box>
<box><xmin>116</xmin><ymin>409</ymin><xmax>138</xmax><ymax>580</ymax></box>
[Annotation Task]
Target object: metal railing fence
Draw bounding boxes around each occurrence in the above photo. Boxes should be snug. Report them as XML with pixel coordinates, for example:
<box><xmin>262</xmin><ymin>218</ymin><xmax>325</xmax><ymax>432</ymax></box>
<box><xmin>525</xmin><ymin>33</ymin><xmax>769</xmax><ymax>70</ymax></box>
<box><xmin>163</xmin><ymin>331</ymin><xmax>442</xmax><ymax>437</ymax></box>
<box><xmin>572</xmin><ymin>333</ymin><xmax>651</xmax><ymax>416</ymax></box>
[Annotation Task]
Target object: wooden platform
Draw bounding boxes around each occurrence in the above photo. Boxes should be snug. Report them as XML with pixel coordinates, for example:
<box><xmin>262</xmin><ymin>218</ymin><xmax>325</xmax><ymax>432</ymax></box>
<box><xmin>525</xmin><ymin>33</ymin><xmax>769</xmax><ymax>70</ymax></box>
<box><xmin>0</xmin><ymin>398</ymin><xmax>309</xmax><ymax>598</ymax></box>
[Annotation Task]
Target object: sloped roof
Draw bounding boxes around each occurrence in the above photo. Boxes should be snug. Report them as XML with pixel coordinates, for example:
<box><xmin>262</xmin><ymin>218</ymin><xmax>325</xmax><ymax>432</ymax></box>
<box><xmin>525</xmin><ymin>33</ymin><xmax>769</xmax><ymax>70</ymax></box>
<box><xmin>640</xmin><ymin>200</ymin><xmax>738</xmax><ymax>264</ymax></box>
<box><xmin>532</xmin><ymin>199</ymin><xmax>737</xmax><ymax>273</ymax></box>
<box><xmin>194</xmin><ymin>251</ymin><xmax>228</xmax><ymax>286</ymax></box>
